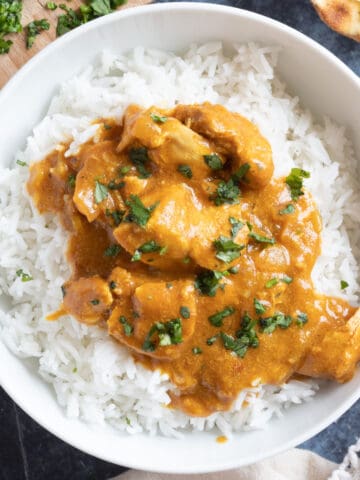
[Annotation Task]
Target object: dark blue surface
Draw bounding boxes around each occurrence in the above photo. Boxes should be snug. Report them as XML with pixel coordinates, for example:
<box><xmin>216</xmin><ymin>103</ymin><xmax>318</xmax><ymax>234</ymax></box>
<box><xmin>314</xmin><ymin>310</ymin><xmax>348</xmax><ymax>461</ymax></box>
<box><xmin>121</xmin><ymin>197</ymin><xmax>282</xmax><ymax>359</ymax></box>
<box><xmin>1</xmin><ymin>1</ymin><xmax>359</xmax><ymax>479</ymax></box>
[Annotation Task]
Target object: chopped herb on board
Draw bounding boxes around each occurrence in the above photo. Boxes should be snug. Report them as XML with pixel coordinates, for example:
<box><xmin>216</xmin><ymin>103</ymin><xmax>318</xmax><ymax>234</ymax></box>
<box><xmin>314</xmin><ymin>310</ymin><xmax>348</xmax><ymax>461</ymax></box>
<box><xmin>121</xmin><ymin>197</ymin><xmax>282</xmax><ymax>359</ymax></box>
<box><xmin>45</xmin><ymin>2</ymin><xmax>57</xmax><ymax>10</ymax></box>
<box><xmin>0</xmin><ymin>1</ymin><xmax>22</xmax><ymax>55</ymax></box>
<box><xmin>26</xmin><ymin>19</ymin><xmax>50</xmax><ymax>49</ymax></box>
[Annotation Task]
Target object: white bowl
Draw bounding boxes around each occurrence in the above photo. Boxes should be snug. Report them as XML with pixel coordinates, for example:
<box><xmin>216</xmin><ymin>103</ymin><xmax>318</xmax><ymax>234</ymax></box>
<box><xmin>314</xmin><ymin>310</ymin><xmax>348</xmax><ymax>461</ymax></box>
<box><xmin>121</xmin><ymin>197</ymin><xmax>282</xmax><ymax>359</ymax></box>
<box><xmin>0</xmin><ymin>3</ymin><xmax>359</xmax><ymax>474</ymax></box>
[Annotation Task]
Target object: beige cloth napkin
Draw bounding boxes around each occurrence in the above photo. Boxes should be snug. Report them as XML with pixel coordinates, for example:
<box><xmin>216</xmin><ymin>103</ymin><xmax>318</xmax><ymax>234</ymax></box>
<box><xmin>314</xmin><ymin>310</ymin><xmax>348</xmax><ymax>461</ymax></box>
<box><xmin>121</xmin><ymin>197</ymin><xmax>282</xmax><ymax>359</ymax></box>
<box><xmin>115</xmin><ymin>449</ymin><xmax>338</xmax><ymax>480</ymax></box>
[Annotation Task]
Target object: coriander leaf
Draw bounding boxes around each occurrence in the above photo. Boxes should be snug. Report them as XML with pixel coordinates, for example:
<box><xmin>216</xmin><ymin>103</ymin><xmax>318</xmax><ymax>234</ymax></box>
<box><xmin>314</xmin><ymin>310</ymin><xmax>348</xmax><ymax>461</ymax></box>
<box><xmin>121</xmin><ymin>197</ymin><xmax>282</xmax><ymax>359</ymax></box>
<box><xmin>208</xmin><ymin>306</ymin><xmax>235</xmax><ymax>327</ymax></box>
<box><xmin>142</xmin><ymin>319</ymin><xmax>183</xmax><ymax>352</ymax></box>
<box><xmin>105</xmin><ymin>209</ymin><xmax>125</xmax><ymax>227</ymax></box>
<box><xmin>265</xmin><ymin>278</ymin><xmax>279</xmax><ymax>288</ymax></box>
<box><xmin>131</xmin><ymin>240</ymin><xmax>163</xmax><ymax>261</ymax></box>
<box><xmin>104</xmin><ymin>244</ymin><xmax>121</xmax><ymax>257</ymax></box>
<box><xmin>16</xmin><ymin>160</ymin><xmax>27</xmax><ymax>167</ymax></box>
<box><xmin>180</xmin><ymin>306</ymin><xmax>190</xmax><ymax>319</ymax></box>
<box><xmin>90</xmin><ymin>299</ymin><xmax>100</xmax><ymax>305</ymax></box>
<box><xmin>212</xmin><ymin>178</ymin><xmax>240</xmax><ymax>206</ymax></box>
<box><xmin>119</xmin><ymin>165</ymin><xmax>130</xmax><ymax>176</ymax></box>
<box><xmin>94</xmin><ymin>180</ymin><xmax>108</xmax><ymax>204</ymax></box>
<box><xmin>177</xmin><ymin>164</ymin><xmax>193</xmax><ymax>179</ymax></box>
<box><xmin>195</xmin><ymin>269</ymin><xmax>224</xmax><ymax>297</ymax></box>
<box><xmin>56</xmin><ymin>5</ymin><xmax>82</xmax><ymax>36</ymax></box>
<box><xmin>119</xmin><ymin>315</ymin><xmax>133</xmax><ymax>336</ymax></box>
<box><xmin>228</xmin><ymin>265</ymin><xmax>239</xmax><ymax>274</ymax></box>
<box><xmin>213</xmin><ymin>235</ymin><xmax>244</xmax><ymax>263</ymax></box>
<box><xmin>150</xmin><ymin>113</ymin><xmax>167</xmax><ymax>123</ymax></box>
<box><xmin>46</xmin><ymin>2</ymin><xmax>57</xmax><ymax>10</ymax></box>
<box><xmin>296</xmin><ymin>312</ymin><xmax>308</xmax><ymax>326</ymax></box>
<box><xmin>16</xmin><ymin>269</ymin><xmax>33</xmax><ymax>282</ymax></box>
<box><xmin>0</xmin><ymin>37</ymin><xmax>12</xmax><ymax>54</ymax></box>
<box><xmin>279</xmin><ymin>204</ymin><xmax>295</xmax><ymax>215</ymax></box>
<box><xmin>26</xmin><ymin>19</ymin><xmax>50</xmax><ymax>49</ymax></box>
<box><xmin>109</xmin><ymin>281</ymin><xmax>116</xmax><ymax>290</ymax></box>
<box><xmin>254</xmin><ymin>298</ymin><xmax>266</xmax><ymax>315</ymax></box>
<box><xmin>0</xmin><ymin>1</ymin><xmax>22</xmax><ymax>54</ymax></box>
<box><xmin>248</xmin><ymin>232</ymin><xmax>275</xmax><ymax>245</ymax></box>
<box><xmin>204</xmin><ymin>153</ymin><xmax>223</xmax><ymax>170</ymax></box>
<box><xmin>206</xmin><ymin>334</ymin><xmax>219</xmax><ymax>346</ymax></box>
<box><xmin>129</xmin><ymin>147</ymin><xmax>151</xmax><ymax>179</ymax></box>
<box><xmin>89</xmin><ymin>0</ymin><xmax>112</xmax><ymax>16</ymax></box>
<box><xmin>67</xmin><ymin>174</ymin><xmax>76</xmax><ymax>188</ymax></box>
<box><xmin>125</xmin><ymin>194</ymin><xmax>157</xmax><ymax>227</ymax></box>
<box><xmin>259</xmin><ymin>312</ymin><xmax>292</xmax><ymax>334</ymax></box>
<box><xmin>281</xmin><ymin>275</ymin><xmax>293</xmax><ymax>284</ymax></box>
<box><xmin>232</xmin><ymin>163</ymin><xmax>250</xmax><ymax>182</ymax></box>
<box><xmin>229</xmin><ymin>216</ymin><xmax>244</xmax><ymax>238</ymax></box>
<box><xmin>285</xmin><ymin>168</ymin><xmax>310</xmax><ymax>201</ymax></box>
<box><xmin>340</xmin><ymin>280</ymin><xmax>349</xmax><ymax>290</ymax></box>
<box><xmin>108</xmin><ymin>180</ymin><xmax>125</xmax><ymax>190</ymax></box>
<box><xmin>192</xmin><ymin>347</ymin><xmax>202</xmax><ymax>355</ymax></box>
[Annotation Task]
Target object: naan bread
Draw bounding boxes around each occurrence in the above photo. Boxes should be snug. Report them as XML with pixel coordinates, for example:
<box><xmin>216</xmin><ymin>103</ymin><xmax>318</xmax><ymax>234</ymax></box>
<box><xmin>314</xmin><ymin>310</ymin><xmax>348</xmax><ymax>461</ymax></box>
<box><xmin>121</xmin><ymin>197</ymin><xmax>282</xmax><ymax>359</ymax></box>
<box><xmin>311</xmin><ymin>0</ymin><xmax>360</xmax><ymax>41</ymax></box>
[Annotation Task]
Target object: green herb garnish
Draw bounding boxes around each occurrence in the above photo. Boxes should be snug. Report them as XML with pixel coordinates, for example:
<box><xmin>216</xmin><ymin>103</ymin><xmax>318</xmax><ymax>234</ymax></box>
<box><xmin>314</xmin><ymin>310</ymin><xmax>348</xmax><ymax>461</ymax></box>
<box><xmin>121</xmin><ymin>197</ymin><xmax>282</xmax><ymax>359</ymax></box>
<box><xmin>16</xmin><ymin>269</ymin><xmax>33</xmax><ymax>282</ymax></box>
<box><xmin>265</xmin><ymin>278</ymin><xmax>279</xmax><ymax>288</ymax></box>
<box><xmin>90</xmin><ymin>299</ymin><xmax>100</xmax><ymax>305</ymax></box>
<box><xmin>107</xmin><ymin>180</ymin><xmax>125</xmax><ymax>190</ymax></box>
<box><xmin>281</xmin><ymin>275</ymin><xmax>293</xmax><ymax>285</ymax></box>
<box><xmin>254</xmin><ymin>298</ymin><xmax>266</xmax><ymax>315</ymax></box>
<box><xmin>228</xmin><ymin>265</ymin><xmax>239</xmax><ymax>274</ymax></box>
<box><xmin>119</xmin><ymin>316</ymin><xmax>133</xmax><ymax>336</ymax></box>
<box><xmin>26</xmin><ymin>19</ymin><xmax>50</xmax><ymax>49</ymax></box>
<box><xmin>180</xmin><ymin>306</ymin><xmax>190</xmax><ymax>319</ymax></box>
<box><xmin>150</xmin><ymin>113</ymin><xmax>167</xmax><ymax>123</ymax></box>
<box><xmin>45</xmin><ymin>2</ymin><xmax>57</xmax><ymax>10</ymax></box>
<box><xmin>104</xmin><ymin>244</ymin><xmax>121</xmax><ymax>257</ymax></box>
<box><xmin>285</xmin><ymin>168</ymin><xmax>310</xmax><ymax>201</ymax></box>
<box><xmin>232</xmin><ymin>163</ymin><xmax>250</xmax><ymax>182</ymax></box>
<box><xmin>67</xmin><ymin>174</ymin><xmax>76</xmax><ymax>188</ymax></box>
<box><xmin>204</xmin><ymin>153</ymin><xmax>223</xmax><ymax>170</ymax></box>
<box><xmin>105</xmin><ymin>209</ymin><xmax>125</xmax><ymax>227</ymax></box>
<box><xmin>109</xmin><ymin>281</ymin><xmax>117</xmax><ymax>290</ymax></box>
<box><xmin>213</xmin><ymin>235</ymin><xmax>244</xmax><ymax>263</ymax></box>
<box><xmin>16</xmin><ymin>159</ymin><xmax>27</xmax><ymax>167</ymax></box>
<box><xmin>212</xmin><ymin>178</ymin><xmax>240</xmax><ymax>206</ymax></box>
<box><xmin>131</xmin><ymin>240</ymin><xmax>163</xmax><ymax>261</ymax></box>
<box><xmin>192</xmin><ymin>347</ymin><xmax>202</xmax><ymax>355</ymax></box>
<box><xmin>0</xmin><ymin>1</ymin><xmax>22</xmax><ymax>55</ymax></box>
<box><xmin>279</xmin><ymin>204</ymin><xmax>295</xmax><ymax>215</ymax></box>
<box><xmin>229</xmin><ymin>217</ymin><xmax>244</xmax><ymax>238</ymax></box>
<box><xmin>259</xmin><ymin>312</ymin><xmax>292</xmax><ymax>334</ymax></box>
<box><xmin>94</xmin><ymin>180</ymin><xmax>108</xmax><ymax>204</ymax></box>
<box><xmin>248</xmin><ymin>232</ymin><xmax>275</xmax><ymax>245</ymax></box>
<box><xmin>125</xmin><ymin>195</ymin><xmax>157</xmax><ymax>227</ymax></box>
<box><xmin>142</xmin><ymin>319</ymin><xmax>183</xmax><ymax>351</ymax></box>
<box><xmin>206</xmin><ymin>334</ymin><xmax>219</xmax><ymax>346</ymax></box>
<box><xmin>340</xmin><ymin>280</ymin><xmax>349</xmax><ymax>290</ymax></box>
<box><xmin>194</xmin><ymin>270</ymin><xmax>224</xmax><ymax>297</ymax></box>
<box><xmin>208</xmin><ymin>306</ymin><xmax>235</xmax><ymax>327</ymax></box>
<box><xmin>177</xmin><ymin>164</ymin><xmax>193</xmax><ymax>179</ymax></box>
<box><xmin>129</xmin><ymin>147</ymin><xmax>151</xmax><ymax>179</ymax></box>
<box><xmin>296</xmin><ymin>312</ymin><xmax>308</xmax><ymax>326</ymax></box>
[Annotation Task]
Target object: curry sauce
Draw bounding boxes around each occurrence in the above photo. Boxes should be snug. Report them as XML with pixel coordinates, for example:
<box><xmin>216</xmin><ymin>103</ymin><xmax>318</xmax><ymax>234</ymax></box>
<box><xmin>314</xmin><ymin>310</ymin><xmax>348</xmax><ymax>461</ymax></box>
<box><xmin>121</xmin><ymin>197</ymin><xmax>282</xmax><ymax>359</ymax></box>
<box><xmin>27</xmin><ymin>103</ymin><xmax>360</xmax><ymax>417</ymax></box>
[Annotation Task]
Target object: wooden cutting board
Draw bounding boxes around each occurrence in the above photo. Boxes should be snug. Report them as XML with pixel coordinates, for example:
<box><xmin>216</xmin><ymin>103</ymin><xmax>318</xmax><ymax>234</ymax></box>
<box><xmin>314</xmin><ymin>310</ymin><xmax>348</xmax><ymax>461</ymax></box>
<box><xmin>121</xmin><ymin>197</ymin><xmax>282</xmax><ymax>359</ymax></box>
<box><xmin>0</xmin><ymin>0</ymin><xmax>150</xmax><ymax>88</ymax></box>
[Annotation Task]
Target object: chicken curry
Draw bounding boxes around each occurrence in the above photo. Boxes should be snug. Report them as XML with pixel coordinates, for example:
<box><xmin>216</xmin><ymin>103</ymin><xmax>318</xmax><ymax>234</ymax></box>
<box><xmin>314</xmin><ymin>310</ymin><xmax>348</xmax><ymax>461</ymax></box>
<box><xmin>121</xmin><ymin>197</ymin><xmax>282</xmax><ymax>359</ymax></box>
<box><xmin>27</xmin><ymin>102</ymin><xmax>360</xmax><ymax>417</ymax></box>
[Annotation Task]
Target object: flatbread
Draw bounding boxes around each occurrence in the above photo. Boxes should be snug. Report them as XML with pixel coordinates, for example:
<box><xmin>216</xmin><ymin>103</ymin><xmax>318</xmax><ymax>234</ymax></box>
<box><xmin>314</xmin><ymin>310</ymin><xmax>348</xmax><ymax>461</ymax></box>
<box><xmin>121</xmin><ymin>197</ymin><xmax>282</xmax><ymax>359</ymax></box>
<box><xmin>311</xmin><ymin>0</ymin><xmax>360</xmax><ymax>41</ymax></box>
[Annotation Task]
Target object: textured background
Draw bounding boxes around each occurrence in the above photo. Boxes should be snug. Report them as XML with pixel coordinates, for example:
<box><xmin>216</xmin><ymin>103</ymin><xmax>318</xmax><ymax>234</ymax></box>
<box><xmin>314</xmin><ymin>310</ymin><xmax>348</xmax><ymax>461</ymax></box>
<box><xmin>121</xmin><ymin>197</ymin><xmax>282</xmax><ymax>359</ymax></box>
<box><xmin>0</xmin><ymin>0</ymin><xmax>359</xmax><ymax>479</ymax></box>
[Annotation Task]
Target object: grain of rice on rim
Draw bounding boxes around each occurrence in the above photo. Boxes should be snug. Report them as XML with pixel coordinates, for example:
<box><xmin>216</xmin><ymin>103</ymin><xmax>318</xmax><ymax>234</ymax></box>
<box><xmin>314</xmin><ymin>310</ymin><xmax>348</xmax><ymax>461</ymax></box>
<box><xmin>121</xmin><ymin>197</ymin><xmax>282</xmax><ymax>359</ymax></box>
<box><xmin>0</xmin><ymin>43</ymin><xmax>359</xmax><ymax>437</ymax></box>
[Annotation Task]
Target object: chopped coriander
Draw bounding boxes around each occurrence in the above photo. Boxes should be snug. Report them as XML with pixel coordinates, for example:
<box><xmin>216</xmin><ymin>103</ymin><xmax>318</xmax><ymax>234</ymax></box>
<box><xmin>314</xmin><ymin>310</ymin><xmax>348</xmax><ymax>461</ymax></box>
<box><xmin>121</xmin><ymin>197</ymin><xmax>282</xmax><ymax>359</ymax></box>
<box><xmin>259</xmin><ymin>312</ymin><xmax>292</xmax><ymax>334</ymax></box>
<box><xmin>180</xmin><ymin>306</ymin><xmax>190</xmax><ymax>319</ymax></box>
<box><xmin>232</xmin><ymin>312</ymin><xmax>259</xmax><ymax>357</ymax></box>
<box><xmin>46</xmin><ymin>2</ymin><xmax>57</xmax><ymax>10</ymax></box>
<box><xmin>182</xmin><ymin>257</ymin><xmax>191</xmax><ymax>264</ymax></box>
<box><xmin>177</xmin><ymin>164</ymin><xmax>192</xmax><ymax>179</ymax></box>
<box><xmin>279</xmin><ymin>204</ymin><xmax>295</xmax><ymax>215</ymax></box>
<box><xmin>248</xmin><ymin>232</ymin><xmax>275</xmax><ymax>245</ymax></box>
<box><xmin>192</xmin><ymin>347</ymin><xmax>202</xmax><ymax>355</ymax></box>
<box><xmin>229</xmin><ymin>217</ymin><xmax>244</xmax><ymax>238</ymax></box>
<box><xmin>208</xmin><ymin>306</ymin><xmax>235</xmax><ymax>327</ymax></box>
<box><xmin>212</xmin><ymin>178</ymin><xmax>240</xmax><ymax>206</ymax></box>
<box><xmin>265</xmin><ymin>278</ymin><xmax>279</xmax><ymax>288</ymax></box>
<box><xmin>204</xmin><ymin>153</ymin><xmax>223</xmax><ymax>170</ymax></box>
<box><xmin>119</xmin><ymin>166</ymin><xmax>131</xmax><ymax>176</ymax></box>
<box><xmin>16</xmin><ymin>159</ymin><xmax>27</xmax><ymax>167</ymax></box>
<box><xmin>150</xmin><ymin>113</ymin><xmax>167</xmax><ymax>123</ymax></box>
<box><xmin>0</xmin><ymin>1</ymin><xmax>22</xmax><ymax>55</ymax></box>
<box><xmin>159</xmin><ymin>246</ymin><xmax>168</xmax><ymax>256</ymax></box>
<box><xmin>67</xmin><ymin>174</ymin><xmax>76</xmax><ymax>188</ymax></box>
<box><xmin>107</xmin><ymin>180</ymin><xmax>125</xmax><ymax>190</ymax></box>
<box><xmin>131</xmin><ymin>240</ymin><xmax>163</xmax><ymax>261</ymax></box>
<box><xmin>129</xmin><ymin>147</ymin><xmax>151</xmax><ymax>179</ymax></box>
<box><xmin>296</xmin><ymin>312</ymin><xmax>308</xmax><ymax>326</ymax></box>
<box><xmin>94</xmin><ymin>180</ymin><xmax>108</xmax><ymax>204</ymax></box>
<box><xmin>166</xmin><ymin>282</ymin><xmax>173</xmax><ymax>289</ymax></box>
<box><xmin>56</xmin><ymin>5</ymin><xmax>82</xmax><ymax>36</ymax></box>
<box><xmin>232</xmin><ymin>163</ymin><xmax>250</xmax><ymax>182</ymax></box>
<box><xmin>206</xmin><ymin>334</ymin><xmax>219</xmax><ymax>346</ymax></box>
<box><xmin>220</xmin><ymin>329</ymin><xmax>257</xmax><ymax>359</ymax></box>
<box><xmin>195</xmin><ymin>269</ymin><xmax>224</xmax><ymax>297</ymax></box>
<box><xmin>228</xmin><ymin>265</ymin><xmax>239</xmax><ymax>274</ymax></box>
<box><xmin>281</xmin><ymin>275</ymin><xmax>293</xmax><ymax>285</ymax></box>
<box><xmin>213</xmin><ymin>235</ymin><xmax>244</xmax><ymax>263</ymax></box>
<box><xmin>103</xmin><ymin>123</ymin><xmax>112</xmax><ymax>130</ymax></box>
<box><xmin>340</xmin><ymin>280</ymin><xmax>349</xmax><ymax>290</ymax></box>
<box><xmin>16</xmin><ymin>269</ymin><xmax>33</xmax><ymax>282</ymax></box>
<box><xmin>26</xmin><ymin>19</ymin><xmax>50</xmax><ymax>49</ymax></box>
<box><xmin>119</xmin><ymin>315</ymin><xmax>133</xmax><ymax>336</ymax></box>
<box><xmin>90</xmin><ymin>299</ymin><xmax>100</xmax><ymax>305</ymax></box>
<box><xmin>125</xmin><ymin>417</ymin><xmax>131</xmax><ymax>426</ymax></box>
<box><xmin>105</xmin><ymin>209</ymin><xmax>124</xmax><ymax>227</ymax></box>
<box><xmin>254</xmin><ymin>298</ymin><xmax>266</xmax><ymax>315</ymax></box>
<box><xmin>285</xmin><ymin>168</ymin><xmax>310</xmax><ymax>201</ymax></box>
<box><xmin>104</xmin><ymin>244</ymin><xmax>121</xmax><ymax>257</ymax></box>
<box><xmin>142</xmin><ymin>319</ymin><xmax>183</xmax><ymax>352</ymax></box>
<box><xmin>0</xmin><ymin>37</ymin><xmax>12</xmax><ymax>54</ymax></box>
<box><xmin>109</xmin><ymin>281</ymin><xmax>117</xmax><ymax>290</ymax></box>
<box><xmin>73</xmin><ymin>367</ymin><xmax>77</xmax><ymax>373</ymax></box>
<box><xmin>246</xmin><ymin>221</ymin><xmax>253</xmax><ymax>232</ymax></box>
<box><xmin>125</xmin><ymin>195</ymin><xmax>157</xmax><ymax>227</ymax></box>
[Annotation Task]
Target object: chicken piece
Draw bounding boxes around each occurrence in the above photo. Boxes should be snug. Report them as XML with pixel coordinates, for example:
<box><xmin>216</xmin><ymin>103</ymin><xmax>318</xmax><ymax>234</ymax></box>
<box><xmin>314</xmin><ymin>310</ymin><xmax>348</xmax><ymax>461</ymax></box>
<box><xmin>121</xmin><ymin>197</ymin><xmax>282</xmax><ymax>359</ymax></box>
<box><xmin>73</xmin><ymin>142</ymin><xmax>127</xmax><ymax>223</ymax></box>
<box><xmin>173</xmin><ymin>102</ymin><xmax>273</xmax><ymax>188</ymax></box>
<box><xmin>62</xmin><ymin>276</ymin><xmax>113</xmax><ymax>324</ymax></box>
<box><xmin>114</xmin><ymin>184</ymin><xmax>202</xmax><ymax>269</ymax></box>
<box><xmin>311</xmin><ymin>0</ymin><xmax>360</xmax><ymax>42</ymax></box>
<box><xmin>298</xmin><ymin>307</ymin><xmax>360</xmax><ymax>382</ymax></box>
<box><xmin>117</xmin><ymin>105</ymin><xmax>224</xmax><ymax>179</ymax></box>
<box><xmin>108</xmin><ymin>280</ymin><xmax>197</xmax><ymax>360</ymax></box>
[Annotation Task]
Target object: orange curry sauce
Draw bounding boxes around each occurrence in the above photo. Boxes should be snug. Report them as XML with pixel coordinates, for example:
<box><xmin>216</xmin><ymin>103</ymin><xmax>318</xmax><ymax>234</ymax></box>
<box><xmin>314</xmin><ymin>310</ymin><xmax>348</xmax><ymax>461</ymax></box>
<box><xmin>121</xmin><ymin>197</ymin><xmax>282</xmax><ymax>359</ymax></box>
<box><xmin>27</xmin><ymin>103</ymin><xmax>360</xmax><ymax>417</ymax></box>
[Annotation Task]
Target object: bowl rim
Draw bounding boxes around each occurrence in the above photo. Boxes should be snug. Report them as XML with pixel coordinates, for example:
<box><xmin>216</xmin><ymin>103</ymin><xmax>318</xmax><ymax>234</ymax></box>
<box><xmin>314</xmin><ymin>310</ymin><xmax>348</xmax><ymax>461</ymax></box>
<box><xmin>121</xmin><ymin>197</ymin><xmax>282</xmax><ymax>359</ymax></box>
<box><xmin>1</xmin><ymin>2</ymin><xmax>360</xmax><ymax>473</ymax></box>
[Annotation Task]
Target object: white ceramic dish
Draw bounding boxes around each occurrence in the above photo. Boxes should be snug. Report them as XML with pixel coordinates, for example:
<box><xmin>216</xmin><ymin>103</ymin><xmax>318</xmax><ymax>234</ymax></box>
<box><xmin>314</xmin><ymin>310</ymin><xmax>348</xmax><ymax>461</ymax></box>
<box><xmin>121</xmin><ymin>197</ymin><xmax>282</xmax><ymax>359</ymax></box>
<box><xmin>0</xmin><ymin>3</ymin><xmax>359</xmax><ymax>474</ymax></box>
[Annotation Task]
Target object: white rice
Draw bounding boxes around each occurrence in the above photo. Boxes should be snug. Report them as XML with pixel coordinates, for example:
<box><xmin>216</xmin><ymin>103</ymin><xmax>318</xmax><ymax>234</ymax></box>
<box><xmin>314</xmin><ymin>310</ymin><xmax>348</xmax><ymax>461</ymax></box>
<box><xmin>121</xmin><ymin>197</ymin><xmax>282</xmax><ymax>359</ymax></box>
<box><xmin>0</xmin><ymin>43</ymin><xmax>359</xmax><ymax>438</ymax></box>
